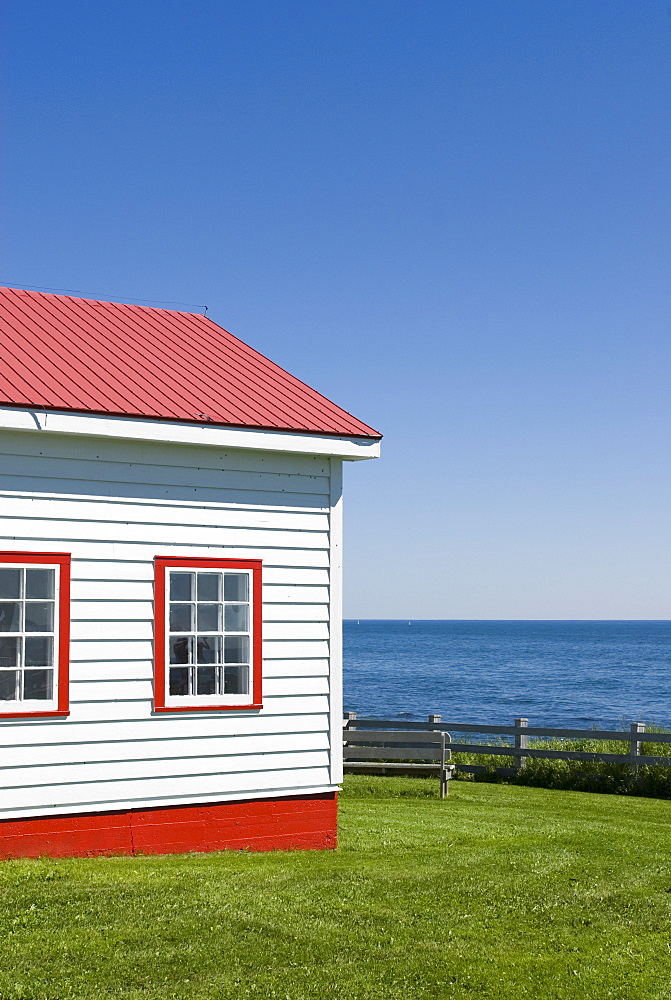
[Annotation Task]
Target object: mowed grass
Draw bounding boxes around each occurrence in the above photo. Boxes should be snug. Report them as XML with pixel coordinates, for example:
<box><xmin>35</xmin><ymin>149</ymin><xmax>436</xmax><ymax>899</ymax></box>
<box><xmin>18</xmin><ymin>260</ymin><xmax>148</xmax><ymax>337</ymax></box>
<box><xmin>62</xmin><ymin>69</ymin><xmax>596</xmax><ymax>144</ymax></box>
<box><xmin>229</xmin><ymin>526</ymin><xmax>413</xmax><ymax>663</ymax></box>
<box><xmin>1</xmin><ymin>779</ymin><xmax>670</xmax><ymax>1000</ymax></box>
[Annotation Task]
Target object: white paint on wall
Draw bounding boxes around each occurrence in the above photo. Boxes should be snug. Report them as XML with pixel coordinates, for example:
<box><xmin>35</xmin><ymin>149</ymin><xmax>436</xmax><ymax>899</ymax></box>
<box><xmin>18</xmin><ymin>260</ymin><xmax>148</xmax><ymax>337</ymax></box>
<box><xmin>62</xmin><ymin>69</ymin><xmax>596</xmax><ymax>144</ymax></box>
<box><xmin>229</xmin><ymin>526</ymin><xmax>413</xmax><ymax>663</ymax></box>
<box><xmin>0</xmin><ymin>425</ymin><xmax>364</xmax><ymax>820</ymax></box>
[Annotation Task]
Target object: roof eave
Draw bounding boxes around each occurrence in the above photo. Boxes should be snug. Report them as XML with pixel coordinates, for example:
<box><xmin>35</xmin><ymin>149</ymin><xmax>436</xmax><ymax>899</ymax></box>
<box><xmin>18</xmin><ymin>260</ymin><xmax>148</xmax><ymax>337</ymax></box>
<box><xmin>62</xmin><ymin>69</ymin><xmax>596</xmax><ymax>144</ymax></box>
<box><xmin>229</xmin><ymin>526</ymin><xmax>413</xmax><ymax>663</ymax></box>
<box><xmin>0</xmin><ymin>405</ymin><xmax>382</xmax><ymax>461</ymax></box>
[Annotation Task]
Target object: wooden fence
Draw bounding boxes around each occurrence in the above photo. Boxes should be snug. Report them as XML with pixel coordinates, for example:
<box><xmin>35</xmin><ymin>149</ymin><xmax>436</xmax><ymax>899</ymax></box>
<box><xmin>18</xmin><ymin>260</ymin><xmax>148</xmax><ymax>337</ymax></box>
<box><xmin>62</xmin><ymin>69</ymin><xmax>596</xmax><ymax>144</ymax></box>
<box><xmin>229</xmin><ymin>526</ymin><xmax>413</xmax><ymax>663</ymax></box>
<box><xmin>343</xmin><ymin>713</ymin><xmax>671</xmax><ymax>777</ymax></box>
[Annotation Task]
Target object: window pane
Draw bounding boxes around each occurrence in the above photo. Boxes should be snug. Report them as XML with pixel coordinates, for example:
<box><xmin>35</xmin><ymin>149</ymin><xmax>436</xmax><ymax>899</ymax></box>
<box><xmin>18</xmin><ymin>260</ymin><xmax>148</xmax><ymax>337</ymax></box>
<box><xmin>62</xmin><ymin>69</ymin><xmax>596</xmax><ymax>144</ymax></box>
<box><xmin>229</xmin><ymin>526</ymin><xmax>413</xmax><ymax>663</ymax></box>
<box><xmin>169</xmin><ymin>635</ymin><xmax>193</xmax><ymax>664</ymax></box>
<box><xmin>23</xmin><ymin>669</ymin><xmax>53</xmax><ymax>700</ymax></box>
<box><xmin>169</xmin><ymin>667</ymin><xmax>190</xmax><ymax>696</ymax></box>
<box><xmin>0</xmin><ymin>602</ymin><xmax>21</xmax><ymax>632</ymax></box>
<box><xmin>224</xmin><ymin>665</ymin><xmax>249</xmax><ymax>695</ymax></box>
<box><xmin>169</xmin><ymin>603</ymin><xmax>194</xmax><ymax>632</ymax></box>
<box><xmin>224</xmin><ymin>604</ymin><xmax>249</xmax><ymax>632</ymax></box>
<box><xmin>197</xmin><ymin>573</ymin><xmax>221</xmax><ymax>602</ymax></box>
<box><xmin>224</xmin><ymin>635</ymin><xmax>249</xmax><ymax>663</ymax></box>
<box><xmin>25</xmin><ymin>636</ymin><xmax>53</xmax><ymax>667</ymax></box>
<box><xmin>24</xmin><ymin>602</ymin><xmax>54</xmax><ymax>633</ymax></box>
<box><xmin>170</xmin><ymin>572</ymin><xmax>194</xmax><ymax>601</ymax></box>
<box><xmin>0</xmin><ymin>637</ymin><xmax>19</xmax><ymax>668</ymax></box>
<box><xmin>196</xmin><ymin>665</ymin><xmax>217</xmax><ymax>695</ymax></box>
<box><xmin>0</xmin><ymin>671</ymin><xmax>18</xmax><ymax>700</ymax></box>
<box><xmin>197</xmin><ymin>604</ymin><xmax>221</xmax><ymax>632</ymax></box>
<box><xmin>224</xmin><ymin>573</ymin><xmax>248</xmax><ymax>602</ymax></box>
<box><xmin>25</xmin><ymin>569</ymin><xmax>55</xmax><ymax>600</ymax></box>
<box><xmin>197</xmin><ymin>635</ymin><xmax>222</xmax><ymax>664</ymax></box>
<box><xmin>0</xmin><ymin>569</ymin><xmax>21</xmax><ymax>599</ymax></box>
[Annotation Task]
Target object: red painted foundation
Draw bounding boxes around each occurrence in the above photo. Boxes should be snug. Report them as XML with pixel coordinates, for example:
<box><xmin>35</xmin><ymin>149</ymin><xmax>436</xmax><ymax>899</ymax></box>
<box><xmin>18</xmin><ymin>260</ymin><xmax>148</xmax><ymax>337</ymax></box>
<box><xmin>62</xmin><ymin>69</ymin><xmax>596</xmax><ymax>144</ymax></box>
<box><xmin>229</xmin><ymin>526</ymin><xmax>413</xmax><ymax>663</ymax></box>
<box><xmin>0</xmin><ymin>792</ymin><xmax>338</xmax><ymax>859</ymax></box>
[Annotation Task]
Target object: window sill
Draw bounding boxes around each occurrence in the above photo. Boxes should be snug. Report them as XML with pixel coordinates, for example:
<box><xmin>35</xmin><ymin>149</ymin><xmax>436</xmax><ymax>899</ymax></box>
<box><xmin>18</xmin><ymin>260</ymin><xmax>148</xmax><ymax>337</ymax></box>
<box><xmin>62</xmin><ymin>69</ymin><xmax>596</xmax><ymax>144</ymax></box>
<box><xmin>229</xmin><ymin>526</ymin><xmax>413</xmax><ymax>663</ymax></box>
<box><xmin>154</xmin><ymin>702</ymin><xmax>263</xmax><ymax>714</ymax></box>
<box><xmin>0</xmin><ymin>708</ymin><xmax>70</xmax><ymax>720</ymax></box>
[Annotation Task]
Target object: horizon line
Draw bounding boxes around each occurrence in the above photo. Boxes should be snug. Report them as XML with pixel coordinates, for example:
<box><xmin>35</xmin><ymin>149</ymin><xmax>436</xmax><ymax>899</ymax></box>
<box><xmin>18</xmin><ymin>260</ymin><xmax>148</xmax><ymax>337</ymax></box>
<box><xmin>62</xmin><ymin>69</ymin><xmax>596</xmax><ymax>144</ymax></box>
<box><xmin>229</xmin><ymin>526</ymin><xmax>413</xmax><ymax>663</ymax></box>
<box><xmin>343</xmin><ymin>618</ymin><xmax>671</xmax><ymax>623</ymax></box>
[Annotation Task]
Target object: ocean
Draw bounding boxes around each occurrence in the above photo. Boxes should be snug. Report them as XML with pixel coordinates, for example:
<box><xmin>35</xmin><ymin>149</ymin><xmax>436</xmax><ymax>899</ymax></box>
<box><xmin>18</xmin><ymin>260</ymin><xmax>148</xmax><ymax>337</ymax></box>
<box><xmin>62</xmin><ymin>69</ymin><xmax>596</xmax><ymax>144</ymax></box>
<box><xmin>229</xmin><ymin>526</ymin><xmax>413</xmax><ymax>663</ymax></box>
<box><xmin>343</xmin><ymin>620</ymin><xmax>671</xmax><ymax>730</ymax></box>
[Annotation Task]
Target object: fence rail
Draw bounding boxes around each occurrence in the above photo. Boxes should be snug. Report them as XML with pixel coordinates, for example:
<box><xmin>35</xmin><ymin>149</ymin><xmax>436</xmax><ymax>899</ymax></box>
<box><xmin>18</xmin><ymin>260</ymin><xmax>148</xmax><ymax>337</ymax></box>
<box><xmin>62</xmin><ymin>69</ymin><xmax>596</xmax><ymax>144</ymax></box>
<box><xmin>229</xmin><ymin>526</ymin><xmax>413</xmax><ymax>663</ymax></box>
<box><xmin>343</xmin><ymin>713</ymin><xmax>671</xmax><ymax>777</ymax></box>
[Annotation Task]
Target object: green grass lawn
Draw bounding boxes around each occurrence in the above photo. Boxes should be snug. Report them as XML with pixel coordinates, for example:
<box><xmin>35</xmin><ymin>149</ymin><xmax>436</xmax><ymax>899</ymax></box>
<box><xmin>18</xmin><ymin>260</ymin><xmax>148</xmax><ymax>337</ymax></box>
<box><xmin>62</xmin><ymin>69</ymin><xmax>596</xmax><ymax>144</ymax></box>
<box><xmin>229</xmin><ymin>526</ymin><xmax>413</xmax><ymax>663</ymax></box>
<box><xmin>1</xmin><ymin>778</ymin><xmax>670</xmax><ymax>1000</ymax></box>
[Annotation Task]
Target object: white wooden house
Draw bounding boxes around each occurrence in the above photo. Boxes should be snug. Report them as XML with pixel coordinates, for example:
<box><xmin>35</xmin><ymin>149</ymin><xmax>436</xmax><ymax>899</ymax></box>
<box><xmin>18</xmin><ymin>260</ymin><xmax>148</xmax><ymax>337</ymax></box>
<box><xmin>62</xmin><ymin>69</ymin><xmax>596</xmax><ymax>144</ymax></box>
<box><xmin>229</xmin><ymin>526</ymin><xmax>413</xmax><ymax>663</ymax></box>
<box><xmin>0</xmin><ymin>287</ymin><xmax>380</xmax><ymax>857</ymax></box>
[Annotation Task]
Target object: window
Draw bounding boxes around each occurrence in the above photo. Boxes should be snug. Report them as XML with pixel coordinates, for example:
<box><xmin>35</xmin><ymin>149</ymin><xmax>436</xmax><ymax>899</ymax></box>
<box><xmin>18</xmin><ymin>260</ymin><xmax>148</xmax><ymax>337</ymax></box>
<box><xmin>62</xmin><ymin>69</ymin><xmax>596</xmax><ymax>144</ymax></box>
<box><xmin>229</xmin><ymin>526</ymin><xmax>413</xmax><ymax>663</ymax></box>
<box><xmin>153</xmin><ymin>557</ymin><xmax>262</xmax><ymax>712</ymax></box>
<box><xmin>0</xmin><ymin>552</ymin><xmax>70</xmax><ymax>718</ymax></box>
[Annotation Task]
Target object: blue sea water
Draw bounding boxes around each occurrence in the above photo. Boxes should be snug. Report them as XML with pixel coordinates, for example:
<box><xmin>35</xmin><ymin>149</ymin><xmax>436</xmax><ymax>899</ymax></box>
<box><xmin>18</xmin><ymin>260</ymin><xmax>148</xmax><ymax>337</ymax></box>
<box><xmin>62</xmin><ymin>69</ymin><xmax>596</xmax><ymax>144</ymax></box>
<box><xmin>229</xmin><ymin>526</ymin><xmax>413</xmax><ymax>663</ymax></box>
<box><xmin>343</xmin><ymin>620</ymin><xmax>671</xmax><ymax>730</ymax></box>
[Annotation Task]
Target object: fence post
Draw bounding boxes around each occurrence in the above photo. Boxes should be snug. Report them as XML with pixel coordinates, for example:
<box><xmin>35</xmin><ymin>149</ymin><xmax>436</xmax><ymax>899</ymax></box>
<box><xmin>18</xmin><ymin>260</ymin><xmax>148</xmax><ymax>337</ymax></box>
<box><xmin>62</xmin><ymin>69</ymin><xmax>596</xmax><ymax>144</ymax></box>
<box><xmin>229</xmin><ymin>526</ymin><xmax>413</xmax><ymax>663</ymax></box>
<box><xmin>629</xmin><ymin>722</ymin><xmax>645</xmax><ymax>778</ymax></box>
<box><xmin>514</xmin><ymin>717</ymin><xmax>528</xmax><ymax>771</ymax></box>
<box><xmin>429</xmin><ymin>716</ymin><xmax>450</xmax><ymax>796</ymax></box>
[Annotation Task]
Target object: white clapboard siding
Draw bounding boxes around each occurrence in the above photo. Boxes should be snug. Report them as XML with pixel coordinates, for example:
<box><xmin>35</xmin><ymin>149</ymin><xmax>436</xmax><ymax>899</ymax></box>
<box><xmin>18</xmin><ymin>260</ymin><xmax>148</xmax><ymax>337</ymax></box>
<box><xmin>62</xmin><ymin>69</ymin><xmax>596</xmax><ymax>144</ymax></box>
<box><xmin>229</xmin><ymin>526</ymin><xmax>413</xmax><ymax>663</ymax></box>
<box><xmin>263</xmin><ymin>585</ymin><xmax>330</xmax><ymax>604</ymax></box>
<box><xmin>69</xmin><ymin>640</ymin><xmax>153</xmax><ymax>662</ymax></box>
<box><xmin>261</xmin><ymin>567</ymin><xmax>331</xmax><ymax>586</ymax></box>
<box><xmin>69</xmin><ymin>580</ymin><xmax>329</xmax><ymax>603</ymax></box>
<box><xmin>262</xmin><ymin>640</ymin><xmax>330</xmax><ymax>659</ymax></box>
<box><xmin>1</xmin><ymin>732</ymin><xmax>330</xmax><ymax>769</ymax></box>
<box><xmin>69</xmin><ymin>621</ymin><xmax>328</xmax><ymax>643</ymax></box>
<box><xmin>71</xmin><ymin>601</ymin><xmax>153</xmax><ymax>621</ymax></box>
<box><xmin>3</xmin><ymin>748</ymin><xmax>329</xmax><ymax>798</ymax></box>
<box><xmin>0</xmin><ymin>783</ymin><xmax>336</xmax><ymax>823</ymax></box>
<box><xmin>69</xmin><ymin>675</ymin><xmax>328</xmax><ymax>703</ymax></box>
<box><xmin>68</xmin><ymin>658</ymin><xmax>329</xmax><ymax>683</ymax></box>
<box><xmin>0</xmin><ymin>768</ymin><xmax>333</xmax><ymax>815</ymax></box>
<box><xmin>71</xmin><ymin>560</ymin><xmax>156</xmax><ymax>581</ymax></box>
<box><xmin>70</xmin><ymin>563</ymin><xmax>330</xmax><ymax>586</ymax></box>
<box><xmin>0</xmin><ymin>432</ymin><xmax>331</xmax><ymax>475</ymax></box>
<box><xmin>261</xmin><ymin>659</ymin><xmax>330</xmax><ymax>678</ymax></box>
<box><xmin>0</xmin><ymin>434</ymin><xmax>332</xmax><ymax>475</ymax></box>
<box><xmin>113</xmin><ymin>545</ymin><xmax>333</xmax><ymax>570</ymax></box>
<box><xmin>3</xmin><ymin>518</ymin><xmax>329</xmax><ymax>550</ymax></box>
<box><xmin>0</xmin><ymin>713</ymin><xmax>330</xmax><ymax>748</ymax></box>
<box><xmin>0</xmin><ymin>480</ymin><xmax>330</xmax><ymax>511</ymax></box>
<box><xmin>69</xmin><ymin>678</ymin><xmax>151</xmax><ymax>700</ymax></box>
<box><xmin>70</xmin><ymin>660</ymin><xmax>328</xmax><ymax>688</ymax></box>
<box><xmin>0</xmin><ymin>497</ymin><xmax>329</xmax><ymax>532</ymax></box>
<box><xmin>262</xmin><ymin>604</ymin><xmax>328</xmax><ymax>622</ymax></box>
<box><xmin>264</xmin><ymin>622</ymin><xmax>330</xmax><ymax>641</ymax></box>
<box><xmin>69</xmin><ymin>599</ymin><xmax>328</xmax><ymax>622</ymax></box>
<box><xmin>0</xmin><ymin>454</ymin><xmax>331</xmax><ymax>495</ymax></box>
<box><xmin>69</xmin><ymin>661</ymin><xmax>153</xmax><ymax>682</ymax></box>
<box><xmin>64</xmin><ymin>693</ymin><xmax>329</xmax><ymax>722</ymax></box>
<box><xmin>4</xmin><ymin>540</ymin><xmax>331</xmax><ymax>568</ymax></box>
<box><xmin>70</xmin><ymin>580</ymin><xmax>153</xmax><ymax>601</ymax></box>
<box><xmin>71</xmin><ymin>621</ymin><xmax>152</xmax><ymax>641</ymax></box>
<box><xmin>0</xmin><ymin>428</ymin><xmax>343</xmax><ymax>819</ymax></box>
<box><xmin>1</xmin><ymin>750</ymin><xmax>331</xmax><ymax>790</ymax></box>
<box><xmin>68</xmin><ymin>638</ymin><xmax>330</xmax><ymax>663</ymax></box>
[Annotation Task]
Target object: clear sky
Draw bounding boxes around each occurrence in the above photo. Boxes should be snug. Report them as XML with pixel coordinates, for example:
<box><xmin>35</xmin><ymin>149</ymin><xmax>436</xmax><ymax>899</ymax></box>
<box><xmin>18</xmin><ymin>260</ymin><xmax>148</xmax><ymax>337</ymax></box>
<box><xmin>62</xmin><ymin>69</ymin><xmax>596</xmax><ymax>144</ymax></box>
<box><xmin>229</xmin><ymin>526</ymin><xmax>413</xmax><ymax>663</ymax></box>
<box><xmin>1</xmin><ymin>1</ymin><xmax>670</xmax><ymax>619</ymax></box>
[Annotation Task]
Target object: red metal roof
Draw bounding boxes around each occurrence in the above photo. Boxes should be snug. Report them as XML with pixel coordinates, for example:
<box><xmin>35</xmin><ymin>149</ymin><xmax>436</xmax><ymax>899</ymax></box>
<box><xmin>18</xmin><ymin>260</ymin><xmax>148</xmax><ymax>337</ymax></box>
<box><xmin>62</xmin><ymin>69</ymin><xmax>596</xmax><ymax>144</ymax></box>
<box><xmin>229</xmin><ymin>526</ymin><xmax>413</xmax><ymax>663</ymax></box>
<box><xmin>0</xmin><ymin>287</ymin><xmax>381</xmax><ymax>439</ymax></box>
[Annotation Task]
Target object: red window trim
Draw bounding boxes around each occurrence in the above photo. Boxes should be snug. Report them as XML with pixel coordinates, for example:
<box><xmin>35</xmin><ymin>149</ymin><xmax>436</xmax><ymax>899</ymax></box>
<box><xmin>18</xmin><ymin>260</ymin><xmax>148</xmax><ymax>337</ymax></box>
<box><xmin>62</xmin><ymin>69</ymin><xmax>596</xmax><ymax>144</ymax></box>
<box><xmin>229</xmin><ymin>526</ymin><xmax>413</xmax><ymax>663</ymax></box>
<box><xmin>0</xmin><ymin>551</ymin><xmax>70</xmax><ymax>720</ymax></box>
<box><xmin>153</xmin><ymin>556</ymin><xmax>262</xmax><ymax>713</ymax></box>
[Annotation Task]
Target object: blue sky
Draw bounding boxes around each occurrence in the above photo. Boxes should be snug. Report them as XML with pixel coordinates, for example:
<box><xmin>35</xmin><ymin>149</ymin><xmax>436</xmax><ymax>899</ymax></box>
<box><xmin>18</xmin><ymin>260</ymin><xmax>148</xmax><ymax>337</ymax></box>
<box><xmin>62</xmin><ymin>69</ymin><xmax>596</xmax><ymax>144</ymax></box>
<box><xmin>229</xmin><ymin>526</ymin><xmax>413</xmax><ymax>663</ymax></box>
<box><xmin>2</xmin><ymin>1</ymin><xmax>670</xmax><ymax>618</ymax></box>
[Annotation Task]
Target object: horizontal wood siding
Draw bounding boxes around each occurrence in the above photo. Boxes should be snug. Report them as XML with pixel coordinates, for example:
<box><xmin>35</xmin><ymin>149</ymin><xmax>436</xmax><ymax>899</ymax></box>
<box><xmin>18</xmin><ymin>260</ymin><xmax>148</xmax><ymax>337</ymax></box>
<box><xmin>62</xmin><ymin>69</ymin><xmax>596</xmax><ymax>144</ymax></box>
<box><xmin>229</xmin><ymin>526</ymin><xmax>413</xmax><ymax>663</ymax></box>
<box><xmin>0</xmin><ymin>429</ymin><xmax>338</xmax><ymax>820</ymax></box>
